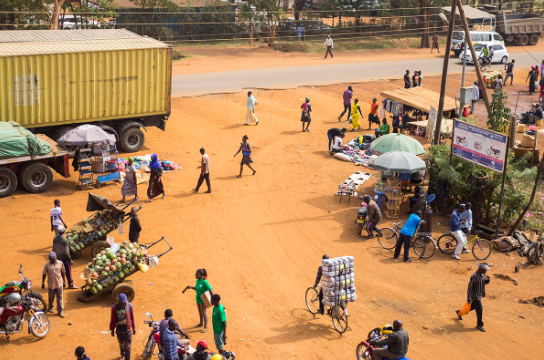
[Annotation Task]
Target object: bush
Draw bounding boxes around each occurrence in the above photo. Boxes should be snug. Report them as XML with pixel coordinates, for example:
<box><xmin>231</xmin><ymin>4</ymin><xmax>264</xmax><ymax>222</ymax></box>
<box><xmin>172</xmin><ymin>50</ymin><xmax>185</xmax><ymax>60</ymax></box>
<box><xmin>272</xmin><ymin>42</ymin><xmax>311</xmax><ymax>52</ymax></box>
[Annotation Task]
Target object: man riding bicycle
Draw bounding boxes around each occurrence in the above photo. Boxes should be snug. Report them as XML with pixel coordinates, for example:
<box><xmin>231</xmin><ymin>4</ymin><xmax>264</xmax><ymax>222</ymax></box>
<box><xmin>313</xmin><ymin>254</ymin><xmax>329</xmax><ymax>315</ymax></box>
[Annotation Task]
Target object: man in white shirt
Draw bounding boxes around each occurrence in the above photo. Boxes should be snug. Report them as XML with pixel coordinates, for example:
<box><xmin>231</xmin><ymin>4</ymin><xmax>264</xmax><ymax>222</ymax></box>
<box><xmin>324</xmin><ymin>35</ymin><xmax>334</xmax><ymax>59</ymax></box>
<box><xmin>193</xmin><ymin>148</ymin><xmax>211</xmax><ymax>193</ymax></box>
<box><xmin>470</xmin><ymin>81</ymin><xmax>479</xmax><ymax>114</ymax></box>
<box><xmin>330</xmin><ymin>134</ymin><xmax>345</xmax><ymax>154</ymax></box>
<box><xmin>51</xmin><ymin>199</ymin><xmax>67</xmax><ymax>236</ymax></box>
<box><xmin>460</xmin><ymin>202</ymin><xmax>473</xmax><ymax>236</ymax></box>
<box><xmin>245</xmin><ymin>91</ymin><xmax>259</xmax><ymax>126</ymax></box>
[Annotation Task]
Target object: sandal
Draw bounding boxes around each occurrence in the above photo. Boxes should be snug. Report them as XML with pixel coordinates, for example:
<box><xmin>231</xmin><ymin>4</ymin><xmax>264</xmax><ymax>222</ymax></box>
<box><xmin>200</xmin><ymin>328</ymin><xmax>207</xmax><ymax>333</ymax></box>
<box><xmin>236</xmin><ymin>175</ymin><xmax>241</xmax><ymax>178</ymax></box>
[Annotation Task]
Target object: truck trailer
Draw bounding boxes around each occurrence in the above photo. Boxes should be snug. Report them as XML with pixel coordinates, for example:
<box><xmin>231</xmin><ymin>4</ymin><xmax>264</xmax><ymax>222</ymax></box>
<box><xmin>0</xmin><ymin>29</ymin><xmax>172</xmax><ymax>153</ymax></box>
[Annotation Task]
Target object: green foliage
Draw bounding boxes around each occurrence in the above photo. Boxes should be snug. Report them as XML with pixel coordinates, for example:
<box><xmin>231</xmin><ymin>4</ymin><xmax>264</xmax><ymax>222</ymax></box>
<box><xmin>487</xmin><ymin>89</ymin><xmax>511</xmax><ymax>134</ymax></box>
<box><xmin>0</xmin><ymin>0</ymin><xmax>50</xmax><ymax>29</ymax></box>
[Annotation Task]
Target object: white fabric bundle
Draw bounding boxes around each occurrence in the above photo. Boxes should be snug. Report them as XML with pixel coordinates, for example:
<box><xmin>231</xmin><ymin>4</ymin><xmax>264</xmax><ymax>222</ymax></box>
<box><xmin>320</xmin><ymin>256</ymin><xmax>356</xmax><ymax>307</ymax></box>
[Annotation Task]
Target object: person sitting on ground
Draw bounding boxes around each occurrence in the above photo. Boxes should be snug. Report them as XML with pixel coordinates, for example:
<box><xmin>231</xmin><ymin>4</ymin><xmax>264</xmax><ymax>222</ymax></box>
<box><xmin>330</xmin><ymin>133</ymin><xmax>345</xmax><ymax>155</ymax></box>
<box><xmin>313</xmin><ymin>254</ymin><xmax>329</xmax><ymax>315</ymax></box>
<box><xmin>327</xmin><ymin>128</ymin><xmax>347</xmax><ymax>151</ymax></box>
<box><xmin>369</xmin><ymin>320</ymin><xmax>409</xmax><ymax>360</ymax></box>
<box><xmin>375</xmin><ymin>118</ymin><xmax>390</xmax><ymax>138</ymax></box>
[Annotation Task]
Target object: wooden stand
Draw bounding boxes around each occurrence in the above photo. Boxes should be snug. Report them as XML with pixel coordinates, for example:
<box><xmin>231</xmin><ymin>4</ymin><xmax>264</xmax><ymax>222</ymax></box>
<box><xmin>381</xmin><ymin>178</ymin><xmax>402</xmax><ymax>219</ymax></box>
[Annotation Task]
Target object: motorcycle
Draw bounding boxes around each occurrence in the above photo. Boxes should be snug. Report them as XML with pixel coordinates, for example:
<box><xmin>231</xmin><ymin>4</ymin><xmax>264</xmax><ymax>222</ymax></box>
<box><xmin>478</xmin><ymin>55</ymin><xmax>491</xmax><ymax>70</ymax></box>
<box><xmin>141</xmin><ymin>312</ymin><xmax>190</xmax><ymax>360</ymax></box>
<box><xmin>0</xmin><ymin>264</ymin><xmax>47</xmax><ymax>312</ymax></box>
<box><xmin>486</xmin><ymin>146</ymin><xmax>501</xmax><ymax>159</ymax></box>
<box><xmin>356</xmin><ymin>200</ymin><xmax>368</xmax><ymax>230</ymax></box>
<box><xmin>356</xmin><ymin>326</ymin><xmax>411</xmax><ymax>360</ymax></box>
<box><xmin>455</xmin><ymin>136</ymin><xmax>467</xmax><ymax>147</ymax></box>
<box><xmin>0</xmin><ymin>292</ymin><xmax>50</xmax><ymax>340</ymax></box>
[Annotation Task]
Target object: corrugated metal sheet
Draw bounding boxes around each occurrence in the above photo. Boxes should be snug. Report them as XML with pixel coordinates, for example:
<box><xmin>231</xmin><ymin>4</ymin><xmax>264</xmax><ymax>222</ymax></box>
<box><xmin>0</xmin><ymin>29</ymin><xmax>142</xmax><ymax>43</ymax></box>
<box><xmin>0</xmin><ymin>46</ymin><xmax>172</xmax><ymax>127</ymax></box>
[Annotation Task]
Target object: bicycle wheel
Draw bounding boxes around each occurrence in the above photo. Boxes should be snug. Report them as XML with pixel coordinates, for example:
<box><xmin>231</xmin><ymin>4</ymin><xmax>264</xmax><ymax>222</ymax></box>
<box><xmin>413</xmin><ymin>236</ymin><xmax>436</xmax><ymax>259</ymax></box>
<box><xmin>378</xmin><ymin>227</ymin><xmax>398</xmax><ymax>250</ymax></box>
<box><xmin>331</xmin><ymin>305</ymin><xmax>348</xmax><ymax>334</ymax></box>
<box><xmin>472</xmin><ymin>239</ymin><xmax>492</xmax><ymax>260</ymax></box>
<box><xmin>356</xmin><ymin>342</ymin><xmax>371</xmax><ymax>360</ymax></box>
<box><xmin>437</xmin><ymin>234</ymin><xmax>458</xmax><ymax>254</ymax></box>
<box><xmin>305</xmin><ymin>287</ymin><xmax>319</xmax><ymax>314</ymax></box>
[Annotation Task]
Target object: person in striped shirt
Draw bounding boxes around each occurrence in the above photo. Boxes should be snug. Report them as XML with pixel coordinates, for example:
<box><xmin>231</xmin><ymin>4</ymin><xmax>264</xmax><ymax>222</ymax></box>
<box><xmin>458</xmin><ymin>263</ymin><xmax>490</xmax><ymax>332</ymax></box>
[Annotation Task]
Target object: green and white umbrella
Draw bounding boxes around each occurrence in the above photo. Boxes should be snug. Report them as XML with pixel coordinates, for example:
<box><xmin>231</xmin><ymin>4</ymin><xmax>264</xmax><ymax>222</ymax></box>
<box><xmin>373</xmin><ymin>150</ymin><xmax>426</xmax><ymax>173</ymax></box>
<box><xmin>370</xmin><ymin>133</ymin><xmax>425</xmax><ymax>155</ymax></box>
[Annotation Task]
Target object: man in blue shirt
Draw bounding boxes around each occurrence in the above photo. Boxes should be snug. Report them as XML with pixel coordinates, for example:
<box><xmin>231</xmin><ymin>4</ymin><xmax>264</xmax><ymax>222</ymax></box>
<box><xmin>450</xmin><ymin>204</ymin><xmax>467</xmax><ymax>260</ymax></box>
<box><xmin>162</xmin><ymin>319</ymin><xmax>184</xmax><ymax>360</ymax></box>
<box><xmin>394</xmin><ymin>210</ymin><xmax>423</xmax><ymax>262</ymax></box>
<box><xmin>297</xmin><ymin>26</ymin><xmax>302</xmax><ymax>42</ymax></box>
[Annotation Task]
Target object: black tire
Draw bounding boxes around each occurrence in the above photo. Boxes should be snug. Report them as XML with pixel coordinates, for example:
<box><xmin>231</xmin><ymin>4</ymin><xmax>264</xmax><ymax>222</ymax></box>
<box><xmin>478</xmin><ymin>58</ymin><xmax>484</xmax><ymax>70</ymax></box>
<box><xmin>356</xmin><ymin>342</ymin><xmax>371</xmax><ymax>360</ymax></box>
<box><xmin>472</xmin><ymin>239</ymin><xmax>492</xmax><ymax>260</ymax></box>
<box><xmin>331</xmin><ymin>305</ymin><xmax>348</xmax><ymax>334</ymax></box>
<box><xmin>120</xmin><ymin>127</ymin><xmax>145</xmax><ymax>153</ymax></box>
<box><xmin>529</xmin><ymin>33</ymin><xmax>539</xmax><ymax>46</ymax></box>
<box><xmin>501</xmin><ymin>56</ymin><xmax>508</xmax><ymax>64</ymax></box>
<box><xmin>377</xmin><ymin>228</ymin><xmax>398</xmax><ymax>250</ymax></box>
<box><xmin>19</xmin><ymin>162</ymin><xmax>53</xmax><ymax>193</ymax></box>
<box><xmin>90</xmin><ymin>241</ymin><xmax>110</xmax><ymax>258</ymax></box>
<box><xmin>113</xmin><ymin>283</ymin><xmax>135</xmax><ymax>302</ymax></box>
<box><xmin>520</xmin><ymin>34</ymin><xmax>529</xmax><ymax>46</ymax></box>
<box><xmin>0</xmin><ymin>167</ymin><xmax>18</xmax><ymax>198</ymax></box>
<box><xmin>413</xmin><ymin>236</ymin><xmax>436</xmax><ymax>259</ymax></box>
<box><xmin>305</xmin><ymin>287</ymin><xmax>319</xmax><ymax>314</ymax></box>
<box><xmin>142</xmin><ymin>335</ymin><xmax>155</xmax><ymax>360</ymax></box>
<box><xmin>29</xmin><ymin>294</ymin><xmax>47</xmax><ymax>312</ymax></box>
<box><xmin>437</xmin><ymin>234</ymin><xmax>458</xmax><ymax>254</ymax></box>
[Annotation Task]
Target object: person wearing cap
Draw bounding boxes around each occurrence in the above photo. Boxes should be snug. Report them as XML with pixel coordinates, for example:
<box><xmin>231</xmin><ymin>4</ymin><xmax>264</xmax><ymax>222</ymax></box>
<box><xmin>160</xmin><ymin>309</ymin><xmax>189</xmax><ymax>346</ymax></box>
<box><xmin>51</xmin><ymin>199</ymin><xmax>67</xmax><ymax>236</ymax></box>
<box><xmin>187</xmin><ymin>340</ymin><xmax>212</xmax><ymax>360</ymax></box>
<box><xmin>457</xmin><ymin>263</ymin><xmax>490</xmax><ymax>332</ymax></box>
<box><xmin>42</xmin><ymin>251</ymin><xmax>66</xmax><ymax>318</ymax></box>
<box><xmin>52</xmin><ymin>225</ymin><xmax>77</xmax><ymax>289</ymax></box>
<box><xmin>163</xmin><ymin>319</ymin><xmax>188</xmax><ymax>360</ymax></box>
<box><xmin>369</xmin><ymin>319</ymin><xmax>409</xmax><ymax>360</ymax></box>
<box><xmin>300</xmin><ymin>97</ymin><xmax>312</xmax><ymax>132</ymax></box>
<box><xmin>110</xmin><ymin>293</ymin><xmax>136</xmax><ymax>360</ymax></box>
<box><xmin>211</xmin><ymin>294</ymin><xmax>227</xmax><ymax>355</ymax></box>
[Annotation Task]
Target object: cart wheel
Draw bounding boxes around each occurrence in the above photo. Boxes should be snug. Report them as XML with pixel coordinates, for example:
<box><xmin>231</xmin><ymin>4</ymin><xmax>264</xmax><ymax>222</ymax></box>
<box><xmin>90</xmin><ymin>241</ymin><xmax>110</xmax><ymax>258</ymax></box>
<box><xmin>113</xmin><ymin>283</ymin><xmax>135</xmax><ymax>302</ymax></box>
<box><xmin>77</xmin><ymin>291</ymin><xmax>92</xmax><ymax>303</ymax></box>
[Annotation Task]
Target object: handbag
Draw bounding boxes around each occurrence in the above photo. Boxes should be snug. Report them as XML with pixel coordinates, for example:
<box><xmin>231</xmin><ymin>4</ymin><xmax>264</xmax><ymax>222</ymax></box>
<box><xmin>458</xmin><ymin>302</ymin><xmax>471</xmax><ymax>316</ymax></box>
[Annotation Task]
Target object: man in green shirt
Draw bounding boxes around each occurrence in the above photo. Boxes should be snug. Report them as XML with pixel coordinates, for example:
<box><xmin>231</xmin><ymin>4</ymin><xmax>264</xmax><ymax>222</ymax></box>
<box><xmin>375</xmin><ymin>118</ymin><xmax>390</xmax><ymax>138</ymax></box>
<box><xmin>211</xmin><ymin>294</ymin><xmax>227</xmax><ymax>355</ymax></box>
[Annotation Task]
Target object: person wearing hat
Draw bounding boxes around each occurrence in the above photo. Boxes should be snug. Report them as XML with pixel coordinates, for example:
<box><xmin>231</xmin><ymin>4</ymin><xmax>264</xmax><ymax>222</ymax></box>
<box><xmin>51</xmin><ymin>199</ymin><xmax>67</xmax><ymax>236</ymax></box>
<box><xmin>52</xmin><ymin>225</ymin><xmax>77</xmax><ymax>289</ymax></box>
<box><xmin>300</xmin><ymin>97</ymin><xmax>312</xmax><ymax>132</ymax></box>
<box><xmin>110</xmin><ymin>293</ymin><xmax>136</xmax><ymax>360</ymax></box>
<box><xmin>75</xmin><ymin>346</ymin><xmax>90</xmax><ymax>360</ymax></box>
<box><xmin>42</xmin><ymin>251</ymin><xmax>66</xmax><ymax>318</ymax></box>
<box><xmin>457</xmin><ymin>263</ymin><xmax>490</xmax><ymax>332</ymax></box>
<box><xmin>187</xmin><ymin>340</ymin><xmax>212</xmax><ymax>360</ymax></box>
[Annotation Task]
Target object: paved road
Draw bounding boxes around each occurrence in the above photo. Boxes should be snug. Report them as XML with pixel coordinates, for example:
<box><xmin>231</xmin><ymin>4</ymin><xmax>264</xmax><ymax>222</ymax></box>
<box><xmin>172</xmin><ymin>50</ymin><xmax>544</xmax><ymax>97</ymax></box>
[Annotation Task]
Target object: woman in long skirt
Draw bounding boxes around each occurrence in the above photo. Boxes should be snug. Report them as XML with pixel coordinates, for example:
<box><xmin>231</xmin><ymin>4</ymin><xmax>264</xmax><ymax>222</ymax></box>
<box><xmin>234</xmin><ymin>135</ymin><xmax>256</xmax><ymax>178</ymax></box>
<box><xmin>527</xmin><ymin>66</ymin><xmax>537</xmax><ymax>93</ymax></box>
<box><xmin>146</xmin><ymin>154</ymin><xmax>165</xmax><ymax>202</ymax></box>
<box><xmin>121</xmin><ymin>158</ymin><xmax>138</xmax><ymax>203</ymax></box>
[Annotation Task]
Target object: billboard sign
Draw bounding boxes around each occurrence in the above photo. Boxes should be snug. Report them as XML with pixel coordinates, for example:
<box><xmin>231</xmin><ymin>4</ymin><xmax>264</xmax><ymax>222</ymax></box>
<box><xmin>452</xmin><ymin>120</ymin><xmax>508</xmax><ymax>173</ymax></box>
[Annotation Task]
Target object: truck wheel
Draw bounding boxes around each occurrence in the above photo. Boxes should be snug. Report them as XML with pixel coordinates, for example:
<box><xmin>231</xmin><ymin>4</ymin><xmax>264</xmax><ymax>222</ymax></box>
<box><xmin>90</xmin><ymin>241</ymin><xmax>110</xmax><ymax>258</ymax></box>
<box><xmin>113</xmin><ymin>283</ymin><xmax>135</xmax><ymax>302</ymax></box>
<box><xmin>120</xmin><ymin>127</ymin><xmax>145</xmax><ymax>153</ymax></box>
<box><xmin>529</xmin><ymin>34</ymin><xmax>539</xmax><ymax>45</ymax></box>
<box><xmin>20</xmin><ymin>162</ymin><xmax>53</xmax><ymax>193</ymax></box>
<box><xmin>520</xmin><ymin>34</ymin><xmax>530</xmax><ymax>46</ymax></box>
<box><xmin>0</xmin><ymin>167</ymin><xmax>18</xmax><ymax>198</ymax></box>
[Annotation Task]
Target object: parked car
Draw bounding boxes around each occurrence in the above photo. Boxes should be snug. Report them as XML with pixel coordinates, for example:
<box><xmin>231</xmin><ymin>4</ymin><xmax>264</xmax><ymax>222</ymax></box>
<box><xmin>459</xmin><ymin>43</ymin><xmax>509</xmax><ymax>64</ymax></box>
<box><xmin>59</xmin><ymin>15</ymin><xmax>101</xmax><ymax>29</ymax></box>
<box><xmin>451</xmin><ymin>30</ymin><xmax>505</xmax><ymax>56</ymax></box>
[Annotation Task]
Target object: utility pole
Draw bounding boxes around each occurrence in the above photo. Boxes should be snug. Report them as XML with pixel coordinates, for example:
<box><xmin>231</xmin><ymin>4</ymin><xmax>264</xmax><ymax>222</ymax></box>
<box><xmin>459</xmin><ymin>35</ymin><xmax>467</xmax><ymax>117</ymax></box>
<box><xmin>434</xmin><ymin>0</ymin><xmax>457</xmax><ymax>145</ymax></box>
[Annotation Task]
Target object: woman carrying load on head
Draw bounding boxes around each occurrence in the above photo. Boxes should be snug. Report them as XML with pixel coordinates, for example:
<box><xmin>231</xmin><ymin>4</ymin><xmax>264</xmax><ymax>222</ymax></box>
<box><xmin>146</xmin><ymin>154</ymin><xmax>165</xmax><ymax>202</ymax></box>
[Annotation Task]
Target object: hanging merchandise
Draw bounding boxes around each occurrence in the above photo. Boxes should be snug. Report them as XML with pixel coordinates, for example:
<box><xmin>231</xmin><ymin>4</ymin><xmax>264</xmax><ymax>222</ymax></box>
<box><xmin>320</xmin><ymin>256</ymin><xmax>356</xmax><ymax>307</ymax></box>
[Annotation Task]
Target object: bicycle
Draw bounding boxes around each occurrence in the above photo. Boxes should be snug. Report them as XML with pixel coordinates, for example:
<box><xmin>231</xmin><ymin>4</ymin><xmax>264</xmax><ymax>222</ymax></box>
<box><xmin>305</xmin><ymin>285</ymin><xmax>349</xmax><ymax>334</ymax></box>
<box><xmin>379</xmin><ymin>222</ymin><xmax>437</xmax><ymax>259</ymax></box>
<box><xmin>356</xmin><ymin>211</ymin><xmax>398</xmax><ymax>250</ymax></box>
<box><xmin>437</xmin><ymin>230</ymin><xmax>492</xmax><ymax>260</ymax></box>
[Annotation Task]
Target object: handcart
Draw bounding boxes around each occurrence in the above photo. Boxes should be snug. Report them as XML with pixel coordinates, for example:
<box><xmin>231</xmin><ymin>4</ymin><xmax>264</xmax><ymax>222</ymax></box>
<box><xmin>77</xmin><ymin>236</ymin><xmax>173</xmax><ymax>303</ymax></box>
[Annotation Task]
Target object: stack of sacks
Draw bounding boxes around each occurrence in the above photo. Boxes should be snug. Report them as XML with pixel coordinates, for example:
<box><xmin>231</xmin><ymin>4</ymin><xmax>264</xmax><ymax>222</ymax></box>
<box><xmin>321</xmin><ymin>256</ymin><xmax>356</xmax><ymax>307</ymax></box>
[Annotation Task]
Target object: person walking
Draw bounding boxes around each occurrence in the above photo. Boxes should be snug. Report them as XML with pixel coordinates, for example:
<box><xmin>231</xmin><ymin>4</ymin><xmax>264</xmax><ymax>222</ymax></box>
<box><xmin>457</xmin><ymin>263</ymin><xmax>490</xmax><ymax>332</ymax></box>
<box><xmin>323</xmin><ymin>35</ymin><xmax>333</xmax><ymax>59</ymax></box>
<box><xmin>394</xmin><ymin>211</ymin><xmax>423</xmax><ymax>263</ymax></box>
<box><xmin>313</xmin><ymin>254</ymin><xmax>329</xmax><ymax>315</ymax></box>
<box><xmin>460</xmin><ymin>202</ymin><xmax>473</xmax><ymax>236</ymax></box>
<box><xmin>369</xmin><ymin>320</ymin><xmax>409</xmax><ymax>360</ymax></box>
<box><xmin>75</xmin><ymin>346</ymin><xmax>91</xmax><ymax>360</ymax></box>
<box><xmin>128</xmin><ymin>207</ymin><xmax>141</xmax><ymax>244</ymax></box>
<box><xmin>42</xmin><ymin>252</ymin><xmax>66</xmax><ymax>318</ymax></box>
<box><xmin>471</xmin><ymin>81</ymin><xmax>479</xmax><ymax>114</ymax></box>
<box><xmin>363</xmin><ymin>195</ymin><xmax>382</xmax><ymax>239</ymax></box>
<box><xmin>52</xmin><ymin>226</ymin><xmax>77</xmax><ymax>289</ymax></box>
<box><xmin>234</xmin><ymin>135</ymin><xmax>257</xmax><ymax>178</ymax></box>
<box><xmin>147</xmin><ymin>154</ymin><xmax>165</xmax><ymax>202</ymax></box>
<box><xmin>244</xmin><ymin>91</ymin><xmax>259</xmax><ymax>126</ymax></box>
<box><xmin>193</xmin><ymin>148</ymin><xmax>211</xmax><ymax>193</ymax></box>
<box><xmin>121</xmin><ymin>158</ymin><xmax>138</xmax><ymax>203</ymax></box>
<box><xmin>300</xmin><ymin>97</ymin><xmax>312</xmax><ymax>132</ymax></box>
<box><xmin>163</xmin><ymin>319</ymin><xmax>185</xmax><ymax>360</ymax></box>
<box><xmin>110</xmin><ymin>293</ymin><xmax>136</xmax><ymax>360</ymax></box>
<box><xmin>431</xmin><ymin>33</ymin><xmax>439</xmax><ymax>53</ymax></box>
<box><xmin>350</xmin><ymin>99</ymin><xmax>363</xmax><ymax>132</ymax></box>
<box><xmin>527</xmin><ymin>66</ymin><xmax>537</xmax><ymax>93</ymax></box>
<box><xmin>338</xmin><ymin>86</ymin><xmax>353</xmax><ymax>121</ymax></box>
<box><xmin>403</xmin><ymin>70</ymin><xmax>411</xmax><ymax>89</ymax></box>
<box><xmin>211</xmin><ymin>294</ymin><xmax>227</xmax><ymax>355</ymax></box>
<box><xmin>183</xmin><ymin>269</ymin><xmax>214</xmax><ymax>333</ymax></box>
<box><xmin>417</xmin><ymin>71</ymin><xmax>423</xmax><ymax>87</ymax></box>
<box><xmin>450</xmin><ymin>204</ymin><xmax>467</xmax><ymax>260</ymax></box>
<box><xmin>368</xmin><ymin>98</ymin><xmax>379</xmax><ymax>129</ymax></box>
<box><xmin>51</xmin><ymin>199</ymin><xmax>67</xmax><ymax>236</ymax></box>
<box><xmin>327</xmin><ymin>128</ymin><xmax>347</xmax><ymax>151</ymax></box>
<box><xmin>187</xmin><ymin>340</ymin><xmax>212</xmax><ymax>360</ymax></box>
<box><xmin>296</xmin><ymin>26</ymin><xmax>302</xmax><ymax>42</ymax></box>
<box><xmin>504</xmin><ymin>59</ymin><xmax>515</xmax><ymax>86</ymax></box>
<box><xmin>374</xmin><ymin>118</ymin><xmax>390</xmax><ymax>138</ymax></box>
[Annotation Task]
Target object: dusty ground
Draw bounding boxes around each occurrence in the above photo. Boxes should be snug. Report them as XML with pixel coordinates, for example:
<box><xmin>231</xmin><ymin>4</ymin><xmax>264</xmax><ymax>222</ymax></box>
<box><xmin>1</xmin><ymin>70</ymin><xmax>544</xmax><ymax>360</ymax></box>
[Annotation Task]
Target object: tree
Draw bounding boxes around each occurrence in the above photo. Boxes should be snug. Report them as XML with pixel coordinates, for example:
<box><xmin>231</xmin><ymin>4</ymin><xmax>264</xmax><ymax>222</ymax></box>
<box><xmin>0</xmin><ymin>0</ymin><xmax>50</xmax><ymax>30</ymax></box>
<box><xmin>245</xmin><ymin>0</ymin><xmax>282</xmax><ymax>44</ymax></box>
<box><xmin>51</xmin><ymin>0</ymin><xmax>66</xmax><ymax>29</ymax></box>
<box><xmin>487</xmin><ymin>89</ymin><xmax>511</xmax><ymax>134</ymax></box>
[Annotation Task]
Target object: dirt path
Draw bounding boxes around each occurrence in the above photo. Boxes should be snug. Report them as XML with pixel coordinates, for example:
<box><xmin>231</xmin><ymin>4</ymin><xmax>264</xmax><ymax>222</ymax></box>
<box><xmin>2</xmin><ymin>74</ymin><xmax>543</xmax><ymax>359</ymax></box>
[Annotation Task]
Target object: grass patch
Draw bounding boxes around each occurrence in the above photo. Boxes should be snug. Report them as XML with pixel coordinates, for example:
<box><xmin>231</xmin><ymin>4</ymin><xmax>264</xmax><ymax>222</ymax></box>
<box><xmin>172</xmin><ymin>50</ymin><xmax>194</xmax><ymax>61</ymax></box>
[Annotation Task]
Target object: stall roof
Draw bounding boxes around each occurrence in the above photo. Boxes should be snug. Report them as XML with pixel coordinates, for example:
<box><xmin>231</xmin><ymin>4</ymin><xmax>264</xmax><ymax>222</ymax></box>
<box><xmin>441</xmin><ymin>5</ymin><xmax>495</xmax><ymax>19</ymax></box>
<box><xmin>380</xmin><ymin>87</ymin><xmax>459</xmax><ymax>113</ymax></box>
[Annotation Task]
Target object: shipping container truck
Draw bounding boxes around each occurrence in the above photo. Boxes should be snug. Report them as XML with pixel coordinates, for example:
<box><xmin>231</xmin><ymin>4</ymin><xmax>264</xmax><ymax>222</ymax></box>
<box><xmin>492</xmin><ymin>10</ymin><xmax>544</xmax><ymax>46</ymax></box>
<box><xmin>0</xmin><ymin>29</ymin><xmax>172</xmax><ymax>153</ymax></box>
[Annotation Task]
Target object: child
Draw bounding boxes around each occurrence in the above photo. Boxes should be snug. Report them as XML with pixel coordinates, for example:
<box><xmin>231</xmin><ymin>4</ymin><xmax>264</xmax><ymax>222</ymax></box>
<box><xmin>301</xmin><ymin>97</ymin><xmax>312</xmax><ymax>132</ymax></box>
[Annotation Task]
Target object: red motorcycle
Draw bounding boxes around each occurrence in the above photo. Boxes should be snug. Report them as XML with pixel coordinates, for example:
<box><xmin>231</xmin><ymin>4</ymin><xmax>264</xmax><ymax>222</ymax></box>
<box><xmin>0</xmin><ymin>291</ymin><xmax>50</xmax><ymax>340</ymax></box>
<box><xmin>356</xmin><ymin>327</ymin><xmax>410</xmax><ymax>360</ymax></box>
<box><xmin>0</xmin><ymin>264</ymin><xmax>47</xmax><ymax>312</ymax></box>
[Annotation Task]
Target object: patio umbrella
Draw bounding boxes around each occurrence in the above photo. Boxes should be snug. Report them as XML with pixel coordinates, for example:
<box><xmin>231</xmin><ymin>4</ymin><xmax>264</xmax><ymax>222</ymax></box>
<box><xmin>57</xmin><ymin>124</ymin><xmax>116</xmax><ymax>147</ymax></box>
<box><xmin>370</xmin><ymin>133</ymin><xmax>425</xmax><ymax>155</ymax></box>
<box><xmin>373</xmin><ymin>151</ymin><xmax>426</xmax><ymax>173</ymax></box>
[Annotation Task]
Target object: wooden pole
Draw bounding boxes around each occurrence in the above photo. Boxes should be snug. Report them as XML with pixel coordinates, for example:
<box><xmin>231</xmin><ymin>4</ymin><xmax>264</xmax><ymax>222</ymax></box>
<box><xmin>532</xmin><ymin>130</ymin><xmax>537</xmax><ymax>164</ymax></box>
<box><xmin>509</xmin><ymin>115</ymin><xmax>517</xmax><ymax>151</ymax></box>
<box><xmin>494</xmin><ymin>137</ymin><xmax>510</xmax><ymax>239</ymax></box>
<box><xmin>456</xmin><ymin>0</ymin><xmax>491</xmax><ymax>115</ymax></box>
<box><xmin>433</xmin><ymin>0</ymin><xmax>457</xmax><ymax>145</ymax></box>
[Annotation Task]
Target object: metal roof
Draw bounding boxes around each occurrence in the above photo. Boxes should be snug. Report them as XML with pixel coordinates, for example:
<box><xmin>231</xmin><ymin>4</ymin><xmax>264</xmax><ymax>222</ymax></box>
<box><xmin>381</xmin><ymin>87</ymin><xmax>460</xmax><ymax>113</ymax></box>
<box><xmin>442</xmin><ymin>5</ymin><xmax>495</xmax><ymax>19</ymax></box>
<box><xmin>0</xmin><ymin>37</ymin><xmax>170</xmax><ymax>57</ymax></box>
<box><xmin>0</xmin><ymin>29</ymin><xmax>143</xmax><ymax>43</ymax></box>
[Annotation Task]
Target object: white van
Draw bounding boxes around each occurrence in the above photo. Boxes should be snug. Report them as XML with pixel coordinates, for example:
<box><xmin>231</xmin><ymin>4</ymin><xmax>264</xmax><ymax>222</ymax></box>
<box><xmin>451</xmin><ymin>30</ymin><xmax>505</xmax><ymax>56</ymax></box>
